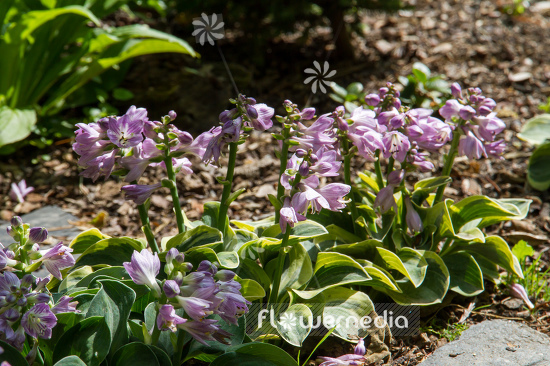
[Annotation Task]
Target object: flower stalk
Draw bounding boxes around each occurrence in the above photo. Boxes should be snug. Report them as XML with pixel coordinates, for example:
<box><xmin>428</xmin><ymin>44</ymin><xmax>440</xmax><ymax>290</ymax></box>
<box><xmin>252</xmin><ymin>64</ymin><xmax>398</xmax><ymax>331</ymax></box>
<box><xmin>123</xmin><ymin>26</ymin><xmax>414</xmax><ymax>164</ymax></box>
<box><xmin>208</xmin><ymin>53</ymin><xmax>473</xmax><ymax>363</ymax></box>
<box><xmin>433</xmin><ymin>127</ymin><xmax>461</xmax><ymax>204</ymax></box>
<box><xmin>164</xmin><ymin>156</ymin><xmax>185</xmax><ymax>234</ymax></box>
<box><xmin>218</xmin><ymin>142</ymin><xmax>238</xmax><ymax>235</ymax></box>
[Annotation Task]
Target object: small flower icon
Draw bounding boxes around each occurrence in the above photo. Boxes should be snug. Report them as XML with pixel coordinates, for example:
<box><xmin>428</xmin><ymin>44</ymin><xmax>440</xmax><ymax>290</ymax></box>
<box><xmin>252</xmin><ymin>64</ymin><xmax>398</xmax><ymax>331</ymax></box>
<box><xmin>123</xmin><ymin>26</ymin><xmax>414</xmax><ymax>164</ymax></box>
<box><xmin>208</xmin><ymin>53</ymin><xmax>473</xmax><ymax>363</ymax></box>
<box><xmin>304</xmin><ymin>61</ymin><xmax>337</xmax><ymax>94</ymax></box>
<box><xmin>192</xmin><ymin>13</ymin><xmax>225</xmax><ymax>46</ymax></box>
<box><xmin>278</xmin><ymin>312</ymin><xmax>297</xmax><ymax>331</ymax></box>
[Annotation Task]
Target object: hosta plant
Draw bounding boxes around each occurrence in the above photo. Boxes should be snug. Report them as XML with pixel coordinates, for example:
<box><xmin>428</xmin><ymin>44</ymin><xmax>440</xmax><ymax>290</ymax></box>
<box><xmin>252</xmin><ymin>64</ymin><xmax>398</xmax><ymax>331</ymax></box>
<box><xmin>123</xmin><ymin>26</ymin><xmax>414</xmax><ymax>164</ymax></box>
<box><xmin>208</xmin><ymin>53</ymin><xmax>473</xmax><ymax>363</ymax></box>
<box><xmin>0</xmin><ymin>82</ymin><xmax>530</xmax><ymax>365</ymax></box>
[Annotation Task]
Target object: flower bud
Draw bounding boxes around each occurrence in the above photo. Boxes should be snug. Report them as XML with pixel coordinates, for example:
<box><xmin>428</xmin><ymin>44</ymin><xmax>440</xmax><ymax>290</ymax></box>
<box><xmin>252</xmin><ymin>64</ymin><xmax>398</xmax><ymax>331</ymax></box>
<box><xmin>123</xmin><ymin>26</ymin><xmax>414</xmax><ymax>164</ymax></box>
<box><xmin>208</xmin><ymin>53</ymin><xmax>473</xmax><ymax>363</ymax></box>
<box><xmin>216</xmin><ymin>269</ymin><xmax>236</xmax><ymax>282</ymax></box>
<box><xmin>451</xmin><ymin>82</ymin><xmax>462</xmax><ymax>98</ymax></box>
<box><xmin>17</xmin><ymin>297</ymin><xmax>27</xmax><ymax>307</ymax></box>
<box><xmin>405</xmin><ymin>197</ymin><xmax>423</xmax><ymax>234</ymax></box>
<box><xmin>246</xmin><ymin>97</ymin><xmax>257</xmax><ymax>105</ymax></box>
<box><xmin>29</xmin><ymin>227</ymin><xmax>48</xmax><ymax>244</ymax></box>
<box><xmin>3</xmin><ymin>308</ymin><xmax>20</xmax><ymax>322</ymax></box>
<box><xmin>295</xmin><ymin>149</ymin><xmax>307</xmax><ymax>158</ymax></box>
<box><xmin>509</xmin><ymin>283</ymin><xmax>534</xmax><ymax>310</ymax></box>
<box><xmin>374</xmin><ymin>186</ymin><xmax>396</xmax><ymax>214</ymax></box>
<box><xmin>309</xmin><ymin>154</ymin><xmax>319</xmax><ymax>164</ymax></box>
<box><xmin>163</xmin><ymin>280</ymin><xmax>181</xmax><ymax>298</ymax></box>
<box><xmin>393</xmin><ymin>98</ymin><xmax>402</xmax><ymax>109</ymax></box>
<box><xmin>354</xmin><ymin>338</ymin><xmax>366</xmax><ymax>356</ymax></box>
<box><xmin>246</xmin><ymin>104</ymin><xmax>258</xmax><ymax>119</ymax></box>
<box><xmin>365</xmin><ymin>93</ymin><xmax>381</xmax><ymax>107</ymax></box>
<box><xmin>21</xmin><ymin>274</ymin><xmax>34</xmax><ymax>289</ymax></box>
<box><xmin>387</xmin><ymin>169</ymin><xmax>405</xmax><ymax>187</ymax></box>
<box><xmin>300</xmin><ymin>108</ymin><xmax>315</xmax><ymax>120</ymax></box>
<box><xmin>168</xmin><ymin>110</ymin><xmax>177</xmax><ymax>121</ymax></box>
<box><xmin>6</xmin><ymin>227</ymin><xmax>16</xmax><ymax>238</ymax></box>
<box><xmin>379</xmin><ymin>87</ymin><xmax>389</xmax><ymax>97</ymax></box>
<box><xmin>10</xmin><ymin>216</ymin><xmax>23</xmax><ymax>227</ymax></box>
<box><xmin>459</xmin><ymin>106</ymin><xmax>476</xmax><ymax>121</ymax></box>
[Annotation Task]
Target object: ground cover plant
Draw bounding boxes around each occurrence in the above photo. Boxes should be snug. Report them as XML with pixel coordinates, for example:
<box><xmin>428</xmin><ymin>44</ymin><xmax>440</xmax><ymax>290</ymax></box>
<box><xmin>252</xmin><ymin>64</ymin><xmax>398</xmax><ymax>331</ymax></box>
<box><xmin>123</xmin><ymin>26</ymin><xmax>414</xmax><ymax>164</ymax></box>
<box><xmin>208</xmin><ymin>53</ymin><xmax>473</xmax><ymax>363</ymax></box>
<box><xmin>0</xmin><ymin>76</ymin><xmax>535</xmax><ymax>365</ymax></box>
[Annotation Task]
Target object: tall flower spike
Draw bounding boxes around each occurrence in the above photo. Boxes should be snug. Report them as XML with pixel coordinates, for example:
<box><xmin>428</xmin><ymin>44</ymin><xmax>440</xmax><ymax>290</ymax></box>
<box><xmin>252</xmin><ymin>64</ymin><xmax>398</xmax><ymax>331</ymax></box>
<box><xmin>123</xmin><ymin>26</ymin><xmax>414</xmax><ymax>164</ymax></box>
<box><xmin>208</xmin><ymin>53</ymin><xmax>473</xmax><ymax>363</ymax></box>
<box><xmin>123</xmin><ymin>249</ymin><xmax>162</xmax><ymax>297</ymax></box>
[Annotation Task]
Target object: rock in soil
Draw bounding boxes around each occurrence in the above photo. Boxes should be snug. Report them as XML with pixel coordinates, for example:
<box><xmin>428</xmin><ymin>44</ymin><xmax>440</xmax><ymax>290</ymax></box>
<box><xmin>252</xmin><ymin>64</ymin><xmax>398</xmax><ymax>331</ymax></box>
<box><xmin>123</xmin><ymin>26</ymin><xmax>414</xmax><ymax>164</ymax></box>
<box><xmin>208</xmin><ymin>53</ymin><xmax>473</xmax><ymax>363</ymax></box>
<box><xmin>418</xmin><ymin>320</ymin><xmax>550</xmax><ymax>366</ymax></box>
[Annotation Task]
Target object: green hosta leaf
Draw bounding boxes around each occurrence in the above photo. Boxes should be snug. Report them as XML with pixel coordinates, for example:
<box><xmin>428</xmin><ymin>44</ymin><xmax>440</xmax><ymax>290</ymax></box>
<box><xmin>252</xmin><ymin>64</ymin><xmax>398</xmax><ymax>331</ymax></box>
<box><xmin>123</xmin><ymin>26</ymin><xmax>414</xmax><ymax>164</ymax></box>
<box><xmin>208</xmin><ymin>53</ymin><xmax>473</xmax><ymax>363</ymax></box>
<box><xmin>53</xmin><ymin>316</ymin><xmax>111</xmax><ymax>366</ymax></box>
<box><xmin>470</xmin><ymin>254</ymin><xmax>499</xmax><ymax>281</ymax></box>
<box><xmin>324</xmin><ymin>224</ymin><xmax>362</xmax><ymax>244</ymax></box>
<box><xmin>292</xmin><ymin>252</ymin><xmax>371</xmax><ymax>300</ymax></box>
<box><xmin>238</xmin><ymin>258</ymin><xmax>271</xmax><ymax>291</ymax></box>
<box><xmin>456</xmin><ymin>219</ymin><xmax>485</xmax><ymax>243</ymax></box>
<box><xmin>277</xmin><ymin>242</ymin><xmax>313</xmax><ymax>299</ymax></box>
<box><xmin>356</xmin><ymin>259</ymin><xmax>400</xmax><ymax>291</ymax></box>
<box><xmin>275</xmin><ymin>304</ymin><xmax>313</xmax><ymax>346</ymax></box>
<box><xmin>147</xmin><ymin>345</ymin><xmax>172</xmax><ymax>366</ymax></box>
<box><xmin>86</xmin><ymin>280</ymin><xmax>136</xmax><ymax>355</ymax></box>
<box><xmin>76</xmin><ymin>266</ymin><xmax>128</xmax><ymax>288</ymax></box>
<box><xmin>449</xmin><ymin>235</ymin><xmax>523</xmax><ymax>278</ymax></box>
<box><xmin>232</xmin><ymin>216</ymin><xmax>277</xmax><ymax>236</ymax></box>
<box><xmin>442</xmin><ymin>252</ymin><xmax>484</xmax><ymax>296</ymax></box>
<box><xmin>413</xmin><ymin>176</ymin><xmax>452</xmax><ymax>192</ymax></box>
<box><xmin>0</xmin><ymin>340</ymin><xmax>29</xmax><ymax>366</ymax></box>
<box><xmin>69</xmin><ymin>228</ymin><xmax>110</xmax><ymax>254</ymax></box>
<box><xmin>0</xmin><ymin>106</ymin><xmax>37</xmax><ymax>147</ymax></box>
<box><xmin>185</xmin><ymin>247</ymin><xmax>239</xmax><ymax>269</ymax></box>
<box><xmin>330</xmin><ymin>82</ymin><xmax>348</xmax><ymax>98</ymax></box>
<box><xmin>327</xmin><ymin>239</ymin><xmax>383</xmax><ymax>258</ymax></box>
<box><xmin>58</xmin><ymin>266</ymin><xmax>94</xmax><ymax>292</ymax></box>
<box><xmin>237</xmin><ymin>238</ymin><xmax>282</xmax><ymax>264</ymax></box>
<box><xmin>73</xmin><ymin>237</ymin><xmax>143</xmax><ymax>270</ymax></box>
<box><xmin>382</xmin><ymin>251</ymin><xmax>449</xmax><ymax>305</ymax></box>
<box><xmin>225</xmin><ymin>229</ymin><xmax>259</xmax><ymax>252</ymax></box>
<box><xmin>441</xmin><ymin>196</ymin><xmax>532</xmax><ymax>238</ymax></box>
<box><xmin>518</xmin><ymin>114</ymin><xmax>550</xmax><ymax>145</ymax></box>
<box><xmin>358</xmin><ymin>171</ymin><xmax>380</xmax><ymax>193</ymax></box>
<box><xmin>261</xmin><ymin>220</ymin><xmax>328</xmax><ymax>240</ymax></box>
<box><xmin>512</xmin><ymin>240</ymin><xmax>534</xmax><ymax>262</ymax></box>
<box><xmin>211</xmin><ymin>343</ymin><xmax>299</xmax><ymax>366</ymax></box>
<box><xmin>164</xmin><ymin>225</ymin><xmax>222</xmax><ymax>252</ymax></box>
<box><xmin>54</xmin><ymin>356</ymin><xmax>87</xmax><ymax>366</ymax></box>
<box><xmin>373</xmin><ymin>247</ymin><xmax>428</xmax><ymax>288</ymax></box>
<box><xmin>111</xmin><ymin>342</ymin><xmax>160</xmax><ymax>366</ymax></box>
<box><xmin>527</xmin><ymin>142</ymin><xmax>550</xmax><ymax>191</ymax></box>
<box><xmin>237</xmin><ymin>278</ymin><xmax>266</xmax><ymax>301</ymax></box>
<box><xmin>321</xmin><ymin>287</ymin><xmax>375</xmax><ymax>340</ymax></box>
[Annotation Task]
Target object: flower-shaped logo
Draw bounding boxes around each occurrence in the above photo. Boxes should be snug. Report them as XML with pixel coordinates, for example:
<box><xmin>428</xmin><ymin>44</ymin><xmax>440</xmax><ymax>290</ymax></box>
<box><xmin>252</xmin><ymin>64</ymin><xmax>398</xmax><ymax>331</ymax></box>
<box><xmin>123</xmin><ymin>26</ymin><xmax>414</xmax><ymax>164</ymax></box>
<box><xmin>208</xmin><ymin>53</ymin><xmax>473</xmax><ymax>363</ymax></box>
<box><xmin>278</xmin><ymin>312</ymin><xmax>297</xmax><ymax>331</ymax></box>
<box><xmin>304</xmin><ymin>61</ymin><xmax>337</xmax><ymax>94</ymax></box>
<box><xmin>192</xmin><ymin>13</ymin><xmax>225</xmax><ymax>46</ymax></box>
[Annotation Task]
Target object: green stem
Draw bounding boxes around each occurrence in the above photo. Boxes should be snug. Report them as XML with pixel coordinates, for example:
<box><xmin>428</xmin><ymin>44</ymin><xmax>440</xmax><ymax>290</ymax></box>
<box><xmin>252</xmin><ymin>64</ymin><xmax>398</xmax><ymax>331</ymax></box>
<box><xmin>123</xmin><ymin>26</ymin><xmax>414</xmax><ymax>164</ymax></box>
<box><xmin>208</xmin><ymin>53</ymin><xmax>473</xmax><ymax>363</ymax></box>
<box><xmin>387</xmin><ymin>157</ymin><xmax>395</xmax><ymax>176</ymax></box>
<box><xmin>275</xmin><ymin>140</ymin><xmax>290</xmax><ymax>224</ymax></box>
<box><xmin>433</xmin><ymin>128</ymin><xmax>461</xmax><ymax>204</ymax></box>
<box><xmin>173</xmin><ymin>330</ymin><xmax>187</xmax><ymax>366</ymax></box>
<box><xmin>269</xmin><ymin>229</ymin><xmax>291</xmax><ymax>304</ymax></box>
<box><xmin>218</xmin><ymin>142</ymin><xmax>238</xmax><ymax>235</ymax></box>
<box><xmin>137</xmin><ymin>204</ymin><xmax>159</xmax><ymax>253</ymax></box>
<box><xmin>374</xmin><ymin>150</ymin><xmax>384</xmax><ymax>189</ymax></box>
<box><xmin>164</xmin><ymin>157</ymin><xmax>185</xmax><ymax>234</ymax></box>
<box><xmin>343</xmin><ymin>143</ymin><xmax>359</xmax><ymax>235</ymax></box>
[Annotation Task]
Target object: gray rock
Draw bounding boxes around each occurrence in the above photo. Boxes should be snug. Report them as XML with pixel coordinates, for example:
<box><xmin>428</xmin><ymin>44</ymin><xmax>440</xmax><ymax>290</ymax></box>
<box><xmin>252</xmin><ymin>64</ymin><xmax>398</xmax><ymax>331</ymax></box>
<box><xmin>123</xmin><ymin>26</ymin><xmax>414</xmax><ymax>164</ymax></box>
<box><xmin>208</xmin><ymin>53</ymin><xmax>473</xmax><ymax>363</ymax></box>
<box><xmin>419</xmin><ymin>320</ymin><xmax>550</xmax><ymax>366</ymax></box>
<box><xmin>0</xmin><ymin>205</ymin><xmax>80</xmax><ymax>245</ymax></box>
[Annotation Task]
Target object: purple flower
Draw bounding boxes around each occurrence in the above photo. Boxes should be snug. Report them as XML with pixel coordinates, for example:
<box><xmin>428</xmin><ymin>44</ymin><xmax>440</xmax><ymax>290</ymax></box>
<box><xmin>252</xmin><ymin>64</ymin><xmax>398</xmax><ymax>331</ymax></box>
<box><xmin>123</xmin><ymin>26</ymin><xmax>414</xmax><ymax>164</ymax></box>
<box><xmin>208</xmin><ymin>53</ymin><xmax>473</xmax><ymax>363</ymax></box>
<box><xmin>9</xmin><ymin>180</ymin><xmax>34</xmax><ymax>203</ymax></box>
<box><xmin>485</xmin><ymin>139</ymin><xmax>506</xmax><ymax>158</ymax></box>
<box><xmin>279</xmin><ymin>197</ymin><xmax>306</xmax><ymax>233</ymax></box>
<box><xmin>80</xmin><ymin>150</ymin><xmax>117</xmax><ymax>182</ymax></box>
<box><xmin>300</xmin><ymin>107</ymin><xmax>316</xmax><ymax>120</ymax></box>
<box><xmin>474</xmin><ymin>114</ymin><xmax>506</xmax><ymax>142</ymax></box>
<box><xmin>458</xmin><ymin>105</ymin><xmax>476</xmax><ymax>121</ymax></box>
<box><xmin>387</xmin><ymin>169</ymin><xmax>404</xmax><ymax>186</ymax></box>
<box><xmin>28</xmin><ymin>227</ymin><xmax>48</xmax><ymax>244</ymax></box>
<box><xmin>176</xmin><ymin>296</ymin><xmax>213</xmax><ymax>321</ymax></box>
<box><xmin>21</xmin><ymin>303</ymin><xmax>57</xmax><ymax>339</ymax></box>
<box><xmin>509</xmin><ymin>283</ymin><xmax>534</xmax><ymax>310</ymax></box>
<box><xmin>216</xmin><ymin>290</ymin><xmax>250</xmax><ymax>325</ymax></box>
<box><xmin>459</xmin><ymin>130</ymin><xmax>486</xmax><ymax>159</ymax></box>
<box><xmin>106</xmin><ymin>113</ymin><xmax>144</xmax><ymax>148</ymax></box>
<box><xmin>121</xmin><ymin>183</ymin><xmax>162</xmax><ymax>205</ymax></box>
<box><xmin>120</xmin><ymin>138</ymin><xmax>163</xmax><ymax>182</ymax></box>
<box><xmin>439</xmin><ymin>100</ymin><xmax>461</xmax><ymax>120</ymax></box>
<box><xmin>354</xmin><ymin>338</ymin><xmax>366</xmax><ymax>356</ymax></box>
<box><xmin>309</xmin><ymin>148</ymin><xmax>341</xmax><ymax>177</ymax></box>
<box><xmin>52</xmin><ymin>296</ymin><xmax>79</xmax><ymax>314</ymax></box>
<box><xmin>383</xmin><ymin>131</ymin><xmax>411</xmax><ymax>162</ymax></box>
<box><xmin>349</xmin><ymin>107</ymin><xmax>378</xmax><ymax>130</ymax></box>
<box><xmin>365</xmin><ymin>93</ymin><xmax>381</xmax><ymax>106</ymax></box>
<box><xmin>405</xmin><ymin>197</ymin><xmax>423</xmax><ymax>234</ymax></box>
<box><xmin>177</xmin><ymin>318</ymin><xmax>231</xmax><ymax>346</ymax></box>
<box><xmin>378</xmin><ymin>108</ymin><xmax>399</xmax><ymax>126</ymax></box>
<box><xmin>374</xmin><ymin>186</ymin><xmax>396</xmax><ymax>214</ymax></box>
<box><xmin>317</xmin><ymin>354</ymin><xmax>366</xmax><ymax>366</ymax></box>
<box><xmin>451</xmin><ymin>82</ymin><xmax>462</xmax><ymax>98</ymax></box>
<box><xmin>123</xmin><ymin>249</ymin><xmax>161</xmax><ymax>297</ymax></box>
<box><xmin>39</xmin><ymin>243</ymin><xmax>75</xmax><ymax>280</ymax></box>
<box><xmin>0</xmin><ymin>248</ymin><xmax>16</xmax><ymax>269</ymax></box>
<box><xmin>163</xmin><ymin>280</ymin><xmax>181</xmax><ymax>298</ymax></box>
<box><xmin>157</xmin><ymin>304</ymin><xmax>186</xmax><ymax>332</ymax></box>
<box><xmin>202</xmin><ymin>118</ymin><xmax>242</xmax><ymax>164</ymax></box>
<box><xmin>310</xmin><ymin>184</ymin><xmax>351</xmax><ymax>212</ymax></box>
<box><xmin>247</xmin><ymin>103</ymin><xmax>274</xmax><ymax>131</ymax></box>
<box><xmin>347</xmin><ymin>127</ymin><xmax>384</xmax><ymax>161</ymax></box>
<box><xmin>0</xmin><ymin>271</ymin><xmax>20</xmax><ymax>293</ymax></box>
<box><xmin>407</xmin><ymin>149</ymin><xmax>434</xmax><ymax>172</ymax></box>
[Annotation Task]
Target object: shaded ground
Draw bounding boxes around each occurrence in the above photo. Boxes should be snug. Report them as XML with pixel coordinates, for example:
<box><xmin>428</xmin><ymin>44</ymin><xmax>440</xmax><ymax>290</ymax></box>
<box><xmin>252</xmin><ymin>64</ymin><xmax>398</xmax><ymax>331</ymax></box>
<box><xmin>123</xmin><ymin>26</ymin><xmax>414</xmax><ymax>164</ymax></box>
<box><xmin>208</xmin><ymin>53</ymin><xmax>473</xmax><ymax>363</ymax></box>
<box><xmin>1</xmin><ymin>0</ymin><xmax>550</xmax><ymax>364</ymax></box>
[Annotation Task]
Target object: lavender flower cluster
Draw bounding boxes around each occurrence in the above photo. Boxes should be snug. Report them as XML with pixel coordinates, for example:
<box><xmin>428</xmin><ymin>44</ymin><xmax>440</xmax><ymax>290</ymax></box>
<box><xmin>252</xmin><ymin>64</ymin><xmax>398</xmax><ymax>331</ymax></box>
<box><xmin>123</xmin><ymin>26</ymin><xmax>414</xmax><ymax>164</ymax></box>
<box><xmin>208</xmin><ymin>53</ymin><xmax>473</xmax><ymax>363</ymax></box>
<box><xmin>123</xmin><ymin>249</ymin><xmax>250</xmax><ymax>345</ymax></box>
<box><xmin>2</xmin><ymin>217</ymin><xmax>75</xmax><ymax>280</ymax></box>
<box><xmin>73</xmin><ymin>96</ymin><xmax>274</xmax><ymax>205</ymax></box>
<box><xmin>0</xmin><ymin>271</ymin><xmax>78</xmax><ymax>351</ymax></box>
